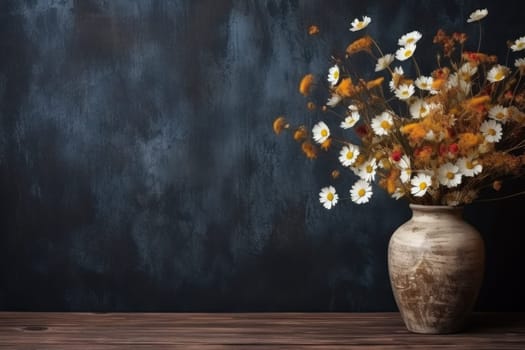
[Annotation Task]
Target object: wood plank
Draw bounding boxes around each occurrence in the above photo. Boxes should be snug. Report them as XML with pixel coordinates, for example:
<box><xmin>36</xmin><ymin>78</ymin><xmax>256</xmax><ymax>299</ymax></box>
<box><xmin>0</xmin><ymin>313</ymin><xmax>523</xmax><ymax>349</ymax></box>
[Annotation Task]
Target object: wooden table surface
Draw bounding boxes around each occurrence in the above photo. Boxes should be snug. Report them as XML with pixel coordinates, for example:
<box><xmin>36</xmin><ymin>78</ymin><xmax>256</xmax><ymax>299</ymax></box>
<box><xmin>0</xmin><ymin>312</ymin><xmax>524</xmax><ymax>349</ymax></box>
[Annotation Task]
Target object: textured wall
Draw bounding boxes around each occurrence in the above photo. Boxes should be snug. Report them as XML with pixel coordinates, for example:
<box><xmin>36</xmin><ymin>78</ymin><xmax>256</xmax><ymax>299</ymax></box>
<box><xmin>0</xmin><ymin>0</ymin><xmax>524</xmax><ymax>311</ymax></box>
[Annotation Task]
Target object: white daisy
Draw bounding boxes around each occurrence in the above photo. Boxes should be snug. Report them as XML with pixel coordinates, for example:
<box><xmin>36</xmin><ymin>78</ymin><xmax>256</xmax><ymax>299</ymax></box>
<box><xmin>398</xmin><ymin>31</ymin><xmax>422</xmax><ymax>46</ymax></box>
<box><xmin>388</xmin><ymin>80</ymin><xmax>396</xmax><ymax>92</ymax></box>
<box><xmin>312</xmin><ymin>121</ymin><xmax>330</xmax><ymax>144</ymax></box>
<box><xmin>409</xmin><ymin>98</ymin><xmax>430</xmax><ymax>119</ymax></box>
<box><xmin>350</xmin><ymin>180</ymin><xmax>373</xmax><ymax>204</ymax></box>
<box><xmin>459</xmin><ymin>62</ymin><xmax>478</xmax><ymax>80</ymax></box>
<box><xmin>326</xmin><ymin>94</ymin><xmax>342</xmax><ymax>107</ymax></box>
<box><xmin>328</xmin><ymin>65</ymin><xmax>340</xmax><ymax>86</ymax></box>
<box><xmin>349</xmin><ymin>16</ymin><xmax>371</xmax><ymax>32</ymax></box>
<box><xmin>414</xmin><ymin>76</ymin><xmax>434</xmax><ymax>91</ymax></box>
<box><xmin>358</xmin><ymin>158</ymin><xmax>378</xmax><ymax>182</ymax></box>
<box><xmin>410</xmin><ymin>173</ymin><xmax>432</xmax><ymax>197</ymax></box>
<box><xmin>487</xmin><ymin>65</ymin><xmax>508</xmax><ymax>83</ymax></box>
<box><xmin>511</xmin><ymin>36</ymin><xmax>525</xmax><ymax>52</ymax></box>
<box><xmin>375</xmin><ymin>54</ymin><xmax>395</xmax><ymax>72</ymax></box>
<box><xmin>394</xmin><ymin>83</ymin><xmax>415</xmax><ymax>100</ymax></box>
<box><xmin>480</xmin><ymin>120</ymin><xmax>502</xmax><ymax>143</ymax></box>
<box><xmin>394</xmin><ymin>66</ymin><xmax>404</xmax><ymax>75</ymax></box>
<box><xmin>338</xmin><ymin>144</ymin><xmax>360</xmax><ymax>167</ymax></box>
<box><xmin>395</xmin><ymin>43</ymin><xmax>417</xmax><ymax>61</ymax></box>
<box><xmin>398</xmin><ymin>155</ymin><xmax>412</xmax><ymax>184</ymax></box>
<box><xmin>438</xmin><ymin>162</ymin><xmax>462</xmax><ymax>188</ymax></box>
<box><xmin>515</xmin><ymin>57</ymin><xmax>525</xmax><ymax>69</ymax></box>
<box><xmin>488</xmin><ymin>105</ymin><xmax>509</xmax><ymax>123</ymax></box>
<box><xmin>340</xmin><ymin>111</ymin><xmax>360</xmax><ymax>129</ymax></box>
<box><xmin>371</xmin><ymin>112</ymin><xmax>394</xmax><ymax>136</ymax></box>
<box><xmin>467</xmin><ymin>8</ymin><xmax>488</xmax><ymax>23</ymax></box>
<box><xmin>392</xmin><ymin>188</ymin><xmax>405</xmax><ymax>200</ymax></box>
<box><xmin>319</xmin><ymin>186</ymin><xmax>339</xmax><ymax>209</ymax></box>
<box><xmin>457</xmin><ymin>157</ymin><xmax>483</xmax><ymax>177</ymax></box>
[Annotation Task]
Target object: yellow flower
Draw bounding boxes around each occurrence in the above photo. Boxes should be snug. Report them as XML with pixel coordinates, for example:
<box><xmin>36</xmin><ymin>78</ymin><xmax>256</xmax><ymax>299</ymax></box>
<box><xmin>299</xmin><ymin>74</ymin><xmax>314</xmax><ymax>96</ymax></box>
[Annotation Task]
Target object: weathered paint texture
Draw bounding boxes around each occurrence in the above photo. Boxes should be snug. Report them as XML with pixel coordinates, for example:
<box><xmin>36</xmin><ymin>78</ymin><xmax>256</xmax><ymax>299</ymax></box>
<box><xmin>0</xmin><ymin>0</ymin><xmax>524</xmax><ymax>311</ymax></box>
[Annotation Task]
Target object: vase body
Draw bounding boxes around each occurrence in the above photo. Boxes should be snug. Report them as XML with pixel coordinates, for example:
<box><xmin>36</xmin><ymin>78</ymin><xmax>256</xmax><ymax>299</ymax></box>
<box><xmin>388</xmin><ymin>204</ymin><xmax>485</xmax><ymax>334</ymax></box>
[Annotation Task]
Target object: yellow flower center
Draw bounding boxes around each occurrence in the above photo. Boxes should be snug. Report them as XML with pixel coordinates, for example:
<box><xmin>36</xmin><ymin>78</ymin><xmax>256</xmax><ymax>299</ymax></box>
<box><xmin>334</xmin><ymin>71</ymin><xmax>340</xmax><ymax>80</ymax></box>
<box><xmin>380</xmin><ymin>120</ymin><xmax>392</xmax><ymax>130</ymax></box>
<box><xmin>419</xmin><ymin>182</ymin><xmax>427</xmax><ymax>190</ymax></box>
<box><xmin>420</xmin><ymin>83</ymin><xmax>428</xmax><ymax>89</ymax></box>
<box><xmin>488</xmin><ymin>128</ymin><xmax>496</xmax><ymax>136</ymax></box>
<box><xmin>346</xmin><ymin>151</ymin><xmax>354</xmax><ymax>160</ymax></box>
<box><xmin>366</xmin><ymin>165</ymin><xmax>374</xmax><ymax>173</ymax></box>
<box><xmin>497</xmin><ymin>113</ymin><xmax>505</xmax><ymax>120</ymax></box>
<box><xmin>494</xmin><ymin>71</ymin><xmax>505</xmax><ymax>81</ymax></box>
<box><xmin>518</xmin><ymin>42</ymin><xmax>525</xmax><ymax>49</ymax></box>
<box><xmin>321</xmin><ymin>129</ymin><xmax>328</xmax><ymax>137</ymax></box>
<box><xmin>357</xmin><ymin>22</ymin><xmax>364</xmax><ymax>29</ymax></box>
<box><xmin>404</xmin><ymin>50</ymin><xmax>413</xmax><ymax>58</ymax></box>
<box><xmin>420</xmin><ymin>106</ymin><xmax>427</xmax><ymax>114</ymax></box>
<box><xmin>466</xmin><ymin>161</ymin><xmax>474</xmax><ymax>170</ymax></box>
<box><xmin>406</xmin><ymin>38</ymin><xmax>415</xmax><ymax>44</ymax></box>
<box><xmin>446</xmin><ymin>172</ymin><xmax>455</xmax><ymax>180</ymax></box>
<box><xmin>327</xmin><ymin>192</ymin><xmax>334</xmax><ymax>201</ymax></box>
<box><xmin>358</xmin><ymin>188</ymin><xmax>366</xmax><ymax>197</ymax></box>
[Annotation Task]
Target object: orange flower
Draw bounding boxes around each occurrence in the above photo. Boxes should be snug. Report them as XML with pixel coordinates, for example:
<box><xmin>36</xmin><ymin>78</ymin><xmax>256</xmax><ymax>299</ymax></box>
<box><xmin>331</xmin><ymin>169</ymin><xmax>340</xmax><ymax>179</ymax></box>
<box><xmin>431</xmin><ymin>78</ymin><xmax>446</xmax><ymax>90</ymax></box>
<box><xmin>335</xmin><ymin>78</ymin><xmax>356</xmax><ymax>97</ymax></box>
<box><xmin>306</xmin><ymin>102</ymin><xmax>316</xmax><ymax>110</ymax></box>
<box><xmin>308</xmin><ymin>25</ymin><xmax>320</xmax><ymax>35</ymax></box>
<box><xmin>385</xmin><ymin>168</ymin><xmax>401</xmax><ymax>194</ymax></box>
<box><xmin>464</xmin><ymin>95</ymin><xmax>490</xmax><ymax>108</ymax></box>
<box><xmin>400</xmin><ymin>123</ymin><xmax>427</xmax><ymax>144</ymax></box>
<box><xmin>414</xmin><ymin>145</ymin><xmax>433</xmax><ymax>164</ymax></box>
<box><xmin>345</xmin><ymin>36</ymin><xmax>373</xmax><ymax>56</ymax></box>
<box><xmin>458</xmin><ymin>132</ymin><xmax>482</xmax><ymax>153</ymax></box>
<box><xmin>366</xmin><ymin>77</ymin><xmax>384</xmax><ymax>90</ymax></box>
<box><xmin>299</xmin><ymin>74</ymin><xmax>314</xmax><ymax>96</ymax></box>
<box><xmin>321</xmin><ymin>138</ymin><xmax>332</xmax><ymax>151</ymax></box>
<box><xmin>273</xmin><ymin>116</ymin><xmax>289</xmax><ymax>135</ymax></box>
<box><xmin>301</xmin><ymin>141</ymin><xmax>318</xmax><ymax>159</ymax></box>
<box><xmin>462</xmin><ymin>51</ymin><xmax>490</xmax><ymax>63</ymax></box>
<box><xmin>293</xmin><ymin>126</ymin><xmax>308</xmax><ymax>142</ymax></box>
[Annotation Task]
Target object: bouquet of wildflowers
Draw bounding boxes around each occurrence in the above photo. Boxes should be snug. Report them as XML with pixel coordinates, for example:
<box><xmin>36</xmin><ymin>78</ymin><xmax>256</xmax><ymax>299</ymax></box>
<box><xmin>274</xmin><ymin>8</ymin><xmax>525</xmax><ymax>209</ymax></box>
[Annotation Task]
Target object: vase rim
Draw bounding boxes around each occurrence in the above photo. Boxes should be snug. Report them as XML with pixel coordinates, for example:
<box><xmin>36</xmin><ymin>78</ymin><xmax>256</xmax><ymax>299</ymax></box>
<box><xmin>409</xmin><ymin>204</ymin><xmax>463</xmax><ymax>211</ymax></box>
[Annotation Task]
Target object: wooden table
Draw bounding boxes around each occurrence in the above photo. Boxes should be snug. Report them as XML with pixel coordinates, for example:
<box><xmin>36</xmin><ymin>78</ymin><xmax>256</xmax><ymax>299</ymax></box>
<box><xmin>0</xmin><ymin>312</ymin><xmax>524</xmax><ymax>349</ymax></box>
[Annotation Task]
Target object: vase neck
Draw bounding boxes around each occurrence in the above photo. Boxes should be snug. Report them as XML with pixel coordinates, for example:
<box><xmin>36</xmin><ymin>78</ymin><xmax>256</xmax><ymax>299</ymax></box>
<box><xmin>409</xmin><ymin>204</ymin><xmax>463</xmax><ymax>221</ymax></box>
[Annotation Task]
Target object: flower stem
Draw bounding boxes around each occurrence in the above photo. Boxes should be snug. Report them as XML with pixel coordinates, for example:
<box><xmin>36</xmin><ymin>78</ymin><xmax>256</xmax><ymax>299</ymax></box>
<box><xmin>477</xmin><ymin>22</ymin><xmax>482</xmax><ymax>53</ymax></box>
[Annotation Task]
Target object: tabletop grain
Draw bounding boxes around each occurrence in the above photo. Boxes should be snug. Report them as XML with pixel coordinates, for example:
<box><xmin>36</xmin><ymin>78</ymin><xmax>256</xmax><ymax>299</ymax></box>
<box><xmin>0</xmin><ymin>312</ymin><xmax>524</xmax><ymax>349</ymax></box>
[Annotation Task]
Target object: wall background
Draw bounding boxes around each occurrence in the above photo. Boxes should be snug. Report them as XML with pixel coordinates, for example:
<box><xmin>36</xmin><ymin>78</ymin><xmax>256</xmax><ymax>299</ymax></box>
<box><xmin>0</xmin><ymin>0</ymin><xmax>524</xmax><ymax>311</ymax></box>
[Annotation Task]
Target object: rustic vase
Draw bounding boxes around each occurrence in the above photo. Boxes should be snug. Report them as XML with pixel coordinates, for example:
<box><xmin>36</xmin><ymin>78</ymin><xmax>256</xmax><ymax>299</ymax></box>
<box><xmin>388</xmin><ymin>204</ymin><xmax>485</xmax><ymax>334</ymax></box>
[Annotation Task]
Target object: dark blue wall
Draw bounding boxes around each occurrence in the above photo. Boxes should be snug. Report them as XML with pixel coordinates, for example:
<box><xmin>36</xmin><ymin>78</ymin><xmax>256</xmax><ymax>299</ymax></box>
<box><xmin>0</xmin><ymin>0</ymin><xmax>524</xmax><ymax>311</ymax></box>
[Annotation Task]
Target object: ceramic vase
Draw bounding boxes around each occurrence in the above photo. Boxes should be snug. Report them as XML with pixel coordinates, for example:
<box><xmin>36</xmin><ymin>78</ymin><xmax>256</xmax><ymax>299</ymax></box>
<box><xmin>388</xmin><ymin>204</ymin><xmax>485</xmax><ymax>334</ymax></box>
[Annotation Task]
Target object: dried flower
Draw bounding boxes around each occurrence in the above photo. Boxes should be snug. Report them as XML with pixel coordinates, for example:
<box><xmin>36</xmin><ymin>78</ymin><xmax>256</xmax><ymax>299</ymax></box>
<box><xmin>273</xmin><ymin>116</ymin><xmax>289</xmax><ymax>135</ymax></box>
<box><xmin>308</xmin><ymin>25</ymin><xmax>320</xmax><ymax>35</ymax></box>
<box><xmin>275</xmin><ymin>9</ymin><xmax>525</xmax><ymax>208</ymax></box>
<box><xmin>299</xmin><ymin>74</ymin><xmax>314</xmax><ymax>96</ymax></box>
